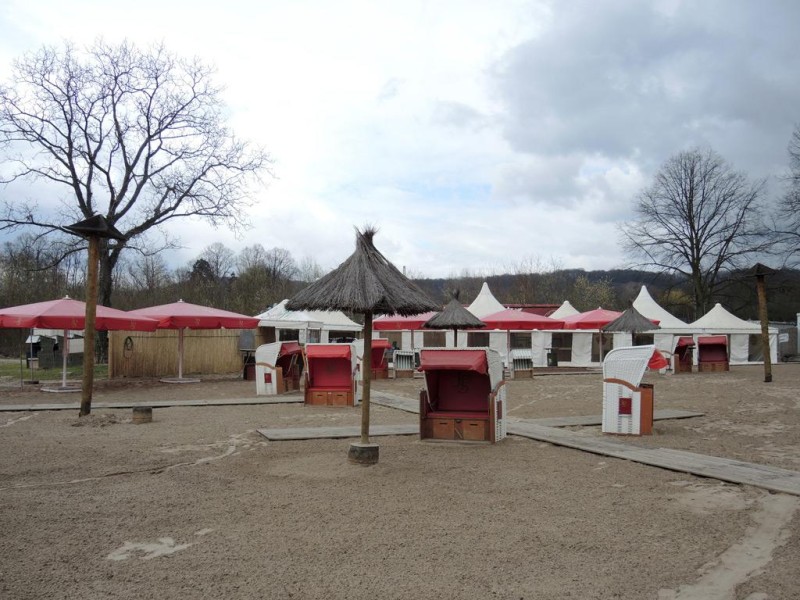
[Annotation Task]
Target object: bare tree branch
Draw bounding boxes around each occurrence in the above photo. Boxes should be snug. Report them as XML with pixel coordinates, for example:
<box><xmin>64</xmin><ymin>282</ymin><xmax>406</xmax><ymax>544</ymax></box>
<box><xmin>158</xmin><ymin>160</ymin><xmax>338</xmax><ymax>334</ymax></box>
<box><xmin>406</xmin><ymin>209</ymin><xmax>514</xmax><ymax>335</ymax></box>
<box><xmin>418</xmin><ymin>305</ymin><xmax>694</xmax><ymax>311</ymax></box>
<box><xmin>619</xmin><ymin>147</ymin><xmax>769</xmax><ymax>318</ymax></box>
<box><xmin>0</xmin><ymin>40</ymin><xmax>272</xmax><ymax>307</ymax></box>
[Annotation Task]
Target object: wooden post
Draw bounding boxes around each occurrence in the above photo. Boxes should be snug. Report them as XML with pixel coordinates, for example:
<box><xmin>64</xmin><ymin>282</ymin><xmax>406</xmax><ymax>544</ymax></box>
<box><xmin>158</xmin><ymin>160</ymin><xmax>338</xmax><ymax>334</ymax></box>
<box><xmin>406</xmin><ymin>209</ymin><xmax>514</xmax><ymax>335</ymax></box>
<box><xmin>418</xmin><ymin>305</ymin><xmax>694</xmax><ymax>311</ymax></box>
<box><xmin>755</xmin><ymin>273</ymin><xmax>773</xmax><ymax>383</ymax></box>
<box><xmin>80</xmin><ymin>236</ymin><xmax>99</xmax><ymax>416</ymax></box>
<box><xmin>360</xmin><ymin>311</ymin><xmax>372</xmax><ymax>444</ymax></box>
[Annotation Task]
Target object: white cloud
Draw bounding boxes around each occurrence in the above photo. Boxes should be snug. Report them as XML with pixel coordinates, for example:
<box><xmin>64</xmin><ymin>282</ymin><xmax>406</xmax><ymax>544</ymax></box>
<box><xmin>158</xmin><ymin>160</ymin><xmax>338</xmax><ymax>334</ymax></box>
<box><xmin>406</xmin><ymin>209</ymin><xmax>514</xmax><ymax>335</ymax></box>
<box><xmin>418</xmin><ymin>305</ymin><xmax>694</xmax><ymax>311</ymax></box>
<box><xmin>0</xmin><ymin>0</ymin><xmax>798</xmax><ymax>279</ymax></box>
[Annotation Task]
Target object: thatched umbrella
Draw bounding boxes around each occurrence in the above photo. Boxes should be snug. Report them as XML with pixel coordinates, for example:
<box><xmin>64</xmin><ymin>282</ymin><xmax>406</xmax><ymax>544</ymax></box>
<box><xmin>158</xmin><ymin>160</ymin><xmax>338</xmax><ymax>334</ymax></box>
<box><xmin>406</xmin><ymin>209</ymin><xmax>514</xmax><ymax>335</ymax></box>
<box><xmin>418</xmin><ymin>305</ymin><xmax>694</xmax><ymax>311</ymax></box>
<box><xmin>286</xmin><ymin>226</ymin><xmax>439</xmax><ymax>464</ymax></box>
<box><xmin>601</xmin><ymin>305</ymin><xmax>660</xmax><ymax>363</ymax></box>
<box><xmin>602</xmin><ymin>306</ymin><xmax>660</xmax><ymax>334</ymax></box>
<box><xmin>423</xmin><ymin>291</ymin><xmax>485</xmax><ymax>346</ymax></box>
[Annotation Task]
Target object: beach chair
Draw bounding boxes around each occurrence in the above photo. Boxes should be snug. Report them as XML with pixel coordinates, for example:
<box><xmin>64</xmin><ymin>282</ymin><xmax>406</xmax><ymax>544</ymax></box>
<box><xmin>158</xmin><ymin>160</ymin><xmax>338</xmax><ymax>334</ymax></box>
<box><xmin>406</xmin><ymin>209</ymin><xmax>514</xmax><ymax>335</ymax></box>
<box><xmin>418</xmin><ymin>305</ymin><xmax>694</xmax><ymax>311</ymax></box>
<box><xmin>303</xmin><ymin>343</ymin><xmax>360</xmax><ymax>406</ymax></box>
<box><xmin>602</xmin><ymin>345</ymin><xmax>655</xmax><ymax>435</ymax></box>
<box><xmin>255</xmin><ymin>342</ymin><xmax>303</xmax><ymax>396</ymax></box>
<box><xmin>354</xmin><ymin>338</ymin><xmax>393</xmax><ymax>380</ymax></box>
<box><xmin>697</xmin><ymin>335</ymin><xmax>729</xmax><ymax>372</ymax></box>
<box><xmin>418</xmin><ymin>348</ymin><xmax>507</xmax><ymax>443</ymax></box>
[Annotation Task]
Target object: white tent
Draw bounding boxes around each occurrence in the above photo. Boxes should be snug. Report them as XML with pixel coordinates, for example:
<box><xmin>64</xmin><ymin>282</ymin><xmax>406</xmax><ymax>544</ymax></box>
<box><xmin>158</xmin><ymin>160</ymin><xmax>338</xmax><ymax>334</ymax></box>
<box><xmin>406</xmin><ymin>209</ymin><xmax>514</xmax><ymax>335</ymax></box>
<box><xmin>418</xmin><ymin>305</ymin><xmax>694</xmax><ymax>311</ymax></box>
<box><xmin>549</xmin><ymin>300</ymin><xmax>580</xmax><ymax>319</ymax></box>
<box><xmin>689</xmin><ymin>303</ymin><xmax>777</xmax><ymax>365</ymax></box>
<box><xmin>631</xmin><ymin>286</ymin><xmax>693</xmax><ymax>356</ymax></box>
<box><xmin>467</xmin><ymin>282</ymin><xmax>506</xmax><ymax>318</ymax></box>
<box><xmin>255</xmin><ymin>299</ymin><xmax>362</xmax><ymax>343</ymax></box>
<box><xmin>632</xmin><ymin>286</ymin><xmax>689</xmax><ymax>329</ymax></box>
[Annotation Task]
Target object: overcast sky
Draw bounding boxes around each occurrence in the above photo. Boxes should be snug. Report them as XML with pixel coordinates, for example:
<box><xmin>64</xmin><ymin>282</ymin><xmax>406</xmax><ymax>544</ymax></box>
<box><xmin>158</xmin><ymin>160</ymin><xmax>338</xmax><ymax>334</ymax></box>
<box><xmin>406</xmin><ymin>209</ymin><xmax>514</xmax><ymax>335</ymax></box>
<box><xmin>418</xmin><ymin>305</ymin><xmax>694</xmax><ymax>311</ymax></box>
<box><xmin>1</xmin><ymin>0</ymin><xmax>798</xmax><ymax>278</ymax></box>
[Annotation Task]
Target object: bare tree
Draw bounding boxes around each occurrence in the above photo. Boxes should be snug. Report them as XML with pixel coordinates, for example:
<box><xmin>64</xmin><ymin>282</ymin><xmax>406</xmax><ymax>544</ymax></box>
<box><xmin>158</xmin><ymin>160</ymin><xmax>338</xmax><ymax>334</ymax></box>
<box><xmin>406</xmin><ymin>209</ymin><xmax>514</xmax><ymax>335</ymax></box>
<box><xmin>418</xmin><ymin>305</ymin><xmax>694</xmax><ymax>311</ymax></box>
<box><xmin>775</xmin><ymin>124</ymin><xmax>800</xmax><ymax>263</ymax></box>
<box><xmin>297</xmin><ymin>255</ymin><xmax>325</xmax><ymax>283</ymax></box>
<box><xmin>569</xmin><ymin>274</ymin><xmax>617</xmax><ymax>312</ymax></box>
<box><xmin>0</xmin><ymin>40</ymin><xmax>271</xmax><ymax>308</ymax></box>
<box><xmin>620</xmin><ymin>148</ymin><xmax>768</xmax><ymax>318</ymax></box>
<box><xmin>199</xmin><ymin>242</ymin><xmax>237</xmax><ymax>280</ymax></box>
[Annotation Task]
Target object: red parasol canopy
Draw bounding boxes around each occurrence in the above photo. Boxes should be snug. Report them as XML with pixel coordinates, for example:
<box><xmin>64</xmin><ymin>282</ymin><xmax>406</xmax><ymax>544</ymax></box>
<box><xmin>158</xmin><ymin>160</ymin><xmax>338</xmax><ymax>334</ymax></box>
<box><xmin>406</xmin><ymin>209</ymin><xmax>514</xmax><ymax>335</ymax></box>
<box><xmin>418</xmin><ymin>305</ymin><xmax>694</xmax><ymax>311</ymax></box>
<box><xmin>127</xmin><ymin>300</ymin><xmax>258</xmax><ymax>382</ymax></box>
<box><xmin>0</xmin><ymin>296</ymin><xmax>159</xmax><ymax>391</ymax></box>
<box><xmin>373</xmin><ymin>311</ymin><xmax>438</xmax><ymax>331</ymax></box>
<box><xmin>127</xmin><ymin>300</ymin><xmax>259</xmax><ymax>329</ymax></box>
<box><xmin>0</xmin><ymin>297</ymin><xmax>159</xmax><ymax>331</ymax></box>
<box><xmin>481</xmin><ymin>308</ymin><xmax>564</xmax><ymax>330</ymax></box>
<box><xmin>562</xmin><ymin>308</ymin><xmax>623</xmax><ymax>330</ymax></box>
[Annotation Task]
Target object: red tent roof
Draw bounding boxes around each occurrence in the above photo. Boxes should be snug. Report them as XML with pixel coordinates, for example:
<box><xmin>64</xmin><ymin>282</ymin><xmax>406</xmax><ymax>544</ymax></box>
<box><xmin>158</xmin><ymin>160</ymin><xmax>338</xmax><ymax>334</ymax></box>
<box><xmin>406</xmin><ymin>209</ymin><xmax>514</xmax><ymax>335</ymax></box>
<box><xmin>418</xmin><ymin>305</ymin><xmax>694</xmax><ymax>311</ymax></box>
<box><xmin>418</xmin><ymin>349</ymin><xmax>487</xmax><ymax>374</ymax></box>
<box><xmin>128</xmin><ymin>300</ymin><xmax>259</xmax><ymax>329</ymax></box>
<box><xmin>562</xmin><ymin>308</ymin><xmax>622</xmax><ymax>330</ymax></box>
<box><xmin>481</xmin><ymin>308</ymin><xmax>564</xmax><ymax>330</ymax></box>
<box><xmin>373</xmin><ymin>311</ymin><xmax>438</xmax><ymax>331</ymax></box>
<box><xmin>675</xmin><ymin>336</ymin><xmax>695</xmax><ymax>348</ymax></box>
<box><xmin>306</xmin><ymin>344</ymin><xmax>352</xmax><ymax>359</ymax></box>
<box><xmin>698</xmin><ymin>335</ymin><xmax>727</xmax><ymax>346</ymax></box>
<box><xmin>278</xmin><ymin>341</ymin><xmax>303</xmax><ymax>357</ymax></box>
<box><xmin>0</xmin><ymin>297</ymin><xmax>159</xmax><ymax>331</ymax></box>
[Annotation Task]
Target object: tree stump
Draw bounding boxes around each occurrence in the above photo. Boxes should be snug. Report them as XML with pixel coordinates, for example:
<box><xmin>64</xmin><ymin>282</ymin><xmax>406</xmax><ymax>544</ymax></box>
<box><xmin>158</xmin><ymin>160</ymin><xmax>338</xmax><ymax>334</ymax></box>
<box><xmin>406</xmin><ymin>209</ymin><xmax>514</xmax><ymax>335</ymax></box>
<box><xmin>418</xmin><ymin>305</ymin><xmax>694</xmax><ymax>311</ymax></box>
<box><xmin>132</xmin><ymin>406</ymin><xmax>153</xmax><ymax>424</ymax></box>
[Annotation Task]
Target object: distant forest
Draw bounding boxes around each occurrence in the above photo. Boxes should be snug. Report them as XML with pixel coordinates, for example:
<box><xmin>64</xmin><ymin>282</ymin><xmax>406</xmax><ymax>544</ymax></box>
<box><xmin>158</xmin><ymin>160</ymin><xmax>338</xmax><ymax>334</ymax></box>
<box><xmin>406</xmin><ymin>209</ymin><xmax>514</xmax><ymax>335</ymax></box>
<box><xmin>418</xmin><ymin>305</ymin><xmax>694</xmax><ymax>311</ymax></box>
<box><xmin>2</xmin><ymin>233</ymin><xmax>798</xmax><ymax>356</ymax></box>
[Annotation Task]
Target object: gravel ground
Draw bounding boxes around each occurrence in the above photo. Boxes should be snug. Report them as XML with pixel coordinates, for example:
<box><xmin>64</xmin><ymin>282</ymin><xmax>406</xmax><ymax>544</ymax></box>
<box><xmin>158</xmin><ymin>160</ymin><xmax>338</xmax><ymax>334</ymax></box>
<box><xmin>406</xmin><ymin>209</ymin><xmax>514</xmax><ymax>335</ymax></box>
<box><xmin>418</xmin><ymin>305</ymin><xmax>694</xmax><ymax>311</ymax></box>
<box><xmin>0</xmin><ymin>365</ymin><xmax>798</xmax><ymax>599</ymax></box>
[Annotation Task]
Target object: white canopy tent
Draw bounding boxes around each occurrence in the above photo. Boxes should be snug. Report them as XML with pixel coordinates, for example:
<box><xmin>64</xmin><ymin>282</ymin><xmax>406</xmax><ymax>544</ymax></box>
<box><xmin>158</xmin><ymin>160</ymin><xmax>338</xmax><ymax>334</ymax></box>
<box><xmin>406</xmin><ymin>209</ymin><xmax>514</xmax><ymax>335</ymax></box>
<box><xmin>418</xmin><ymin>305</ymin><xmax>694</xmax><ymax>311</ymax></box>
<box><xmin>631</xmin><ymin>286</ymin><xmax>693</xmax><ymax>356</ymax></box>
<box><xmin>255</xmin><ymin>299</ymin><xmax>362</xmax><ymax>343</ymax></box>
<box><xmin>549</xmin><ymin>300</ymin><xmax>580</xmax><ymax>319</ymax></box>
<box><xmin>689</xmin><ymin>303</ymin><xmax>778</xmax><ymax>365</ymax></box>
<box><xmin>466</xmin><ymin>282</ymin><xmax>506</xmax><ymax>318</ymax></box>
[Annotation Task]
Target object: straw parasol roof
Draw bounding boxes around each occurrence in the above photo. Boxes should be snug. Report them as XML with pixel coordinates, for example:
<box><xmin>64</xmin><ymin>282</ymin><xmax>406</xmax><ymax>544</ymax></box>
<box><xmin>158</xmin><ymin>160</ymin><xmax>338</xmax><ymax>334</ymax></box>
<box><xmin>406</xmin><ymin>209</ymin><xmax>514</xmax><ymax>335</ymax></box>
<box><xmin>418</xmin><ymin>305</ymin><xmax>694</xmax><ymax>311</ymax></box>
<box><xmin>423</xmin><ymin>295</ymin><xmax>485</xmax><ymax>330</ymax></box>
<box><xmin>602</xmin><ymin>306</ymin><xmax>660</xmax><ymax>333</ymax></box>
<box><xmin>423</xmin><ymin>293</ymin><xmax>485</xmax><ymax>345</ymax></box>
<box><xmin>286</xmin><ymin>227</ymin><xmax>438</xmax><ymax>316</ymax></box>
<box><xmin>286</xmin><ymin>227</ymin><xmax>439</xmax><ymax>463</ymax></box>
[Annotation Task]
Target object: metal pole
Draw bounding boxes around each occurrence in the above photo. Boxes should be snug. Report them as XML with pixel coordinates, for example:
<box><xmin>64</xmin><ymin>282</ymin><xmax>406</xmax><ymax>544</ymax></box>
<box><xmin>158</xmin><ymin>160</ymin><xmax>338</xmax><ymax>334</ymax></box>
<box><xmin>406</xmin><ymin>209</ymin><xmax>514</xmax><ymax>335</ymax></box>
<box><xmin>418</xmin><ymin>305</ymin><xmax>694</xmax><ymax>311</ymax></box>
<box><xmin>62</xmin><ymin>328</ymin><xmax>69</xmax><ymax>388</ymax></box>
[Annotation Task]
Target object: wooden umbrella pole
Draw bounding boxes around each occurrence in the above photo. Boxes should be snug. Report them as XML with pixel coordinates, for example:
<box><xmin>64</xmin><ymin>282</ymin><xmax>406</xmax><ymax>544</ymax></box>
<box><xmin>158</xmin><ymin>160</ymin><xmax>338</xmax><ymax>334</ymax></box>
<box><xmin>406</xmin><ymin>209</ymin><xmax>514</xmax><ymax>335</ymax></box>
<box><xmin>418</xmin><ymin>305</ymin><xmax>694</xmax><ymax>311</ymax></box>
<box><xmin>755</xmin><ymin>274</ymin><xmax>773</xmax><ymax>383</ymax></box>
<box><xmin>80</xmin><ymin>236</ymin><xmax>99</xmax><ymax>416</ymax></box>
<box><xmin>62</xmin><ymin>328</ymin><xmax>69</xmax><ymax>388</ymax></box>
<box><xmin>178</xmin><ymin>328</ymin><xmax>185</xmax><ymax>379</ymax></box>
<box><xmin>360</xmin><ymin>312</ymin><xmax>373</xmax><ymax>445</ymax></box>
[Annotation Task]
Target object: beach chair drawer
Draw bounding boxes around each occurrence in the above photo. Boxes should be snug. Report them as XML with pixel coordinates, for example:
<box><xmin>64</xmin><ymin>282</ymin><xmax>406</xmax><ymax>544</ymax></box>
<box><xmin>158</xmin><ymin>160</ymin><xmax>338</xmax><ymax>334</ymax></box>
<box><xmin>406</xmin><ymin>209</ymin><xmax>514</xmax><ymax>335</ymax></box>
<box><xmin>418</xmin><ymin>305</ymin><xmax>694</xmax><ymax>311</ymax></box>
<box><xmin>431</xmin><ymin>419</ymin><xmax>455</xmax><ymax>439</ymax></box>
<box><xmin>457</xmin><ymin>419</ymin><xmax>488</xmax><ymax>441</ymax></box>
<box><xmin>330</xmin><ymin>391</ymin><xmax>351</xmax><ymax>406</ymax></box>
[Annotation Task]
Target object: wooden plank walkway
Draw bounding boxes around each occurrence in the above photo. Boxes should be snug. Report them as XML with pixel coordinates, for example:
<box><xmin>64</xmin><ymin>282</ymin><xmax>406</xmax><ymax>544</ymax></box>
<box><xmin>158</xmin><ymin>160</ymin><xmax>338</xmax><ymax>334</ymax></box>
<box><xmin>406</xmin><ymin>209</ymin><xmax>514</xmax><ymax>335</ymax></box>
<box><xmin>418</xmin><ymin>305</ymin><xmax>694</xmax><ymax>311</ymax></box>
<box><xmin>257</xmin><ymin>424</ymin><xmax>419</xmax><ymax>441</ymax></box>
<box><xmin>527</xmin><ymin>409</ymin><xmax>703</xmax><ymax>428</ymax></box>
<box><xmin>0</xmin><ymin>396</ymin><xmax>303</xmax><ymax>412</ymax></box>
<box><xmin>371</xmin><ymin>392</ymin><xmax>704</xmax><ymax>427</ymax></box>
<box><xmin>508</xmin><ymin>421</ymin><xmax>800</xmax><ymax>496</ymax></box>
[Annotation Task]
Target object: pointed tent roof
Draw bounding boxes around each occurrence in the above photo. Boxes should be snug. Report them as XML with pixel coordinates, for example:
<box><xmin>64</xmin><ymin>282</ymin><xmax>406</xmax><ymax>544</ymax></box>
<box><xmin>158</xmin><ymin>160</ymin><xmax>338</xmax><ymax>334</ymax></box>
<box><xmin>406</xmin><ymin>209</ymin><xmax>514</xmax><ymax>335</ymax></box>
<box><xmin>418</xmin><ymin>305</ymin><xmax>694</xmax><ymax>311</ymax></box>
<box><xmin>690</xmin><ymin>303</ymin><xmax>761</xmax><ymax>332</ymax></box>
<box><xmin>632</xmin><ymin>286</ymin><xmax>689</xmax><ymax>329</ymax></box>
<box><xmin>602</xmin><ymin>306</ymin><xmax>660</xmax><ymax>333</ymax></box>
<box><xmin>466</xmin><ymin>282</ymin><xmax>505</xmax><ymax>318</ymax></box>
<box><xmin>424</xmin><ymin>298</ymin><xmax>486</xmax><ymax>330</ymax></box>
<box><xmin>286</xmin><ymin>227</ymin><xmax>438</xmax><ymax>316</ymax></box>
<box><xmin>549</xmin><ymin>300</ymin><xmax>580</xmax><ymax>319</ymax></box>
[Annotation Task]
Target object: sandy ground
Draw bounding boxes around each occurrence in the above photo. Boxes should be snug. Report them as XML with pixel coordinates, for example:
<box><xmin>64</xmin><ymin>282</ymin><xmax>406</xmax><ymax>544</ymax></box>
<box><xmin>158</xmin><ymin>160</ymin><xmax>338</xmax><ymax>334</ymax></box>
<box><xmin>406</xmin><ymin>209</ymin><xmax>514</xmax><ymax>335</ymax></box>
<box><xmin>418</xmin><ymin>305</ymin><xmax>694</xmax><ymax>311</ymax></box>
<box><xmin>0</xmin><ymin>365</ymin><xmax>798</xmax><ymax>599</ymax></box>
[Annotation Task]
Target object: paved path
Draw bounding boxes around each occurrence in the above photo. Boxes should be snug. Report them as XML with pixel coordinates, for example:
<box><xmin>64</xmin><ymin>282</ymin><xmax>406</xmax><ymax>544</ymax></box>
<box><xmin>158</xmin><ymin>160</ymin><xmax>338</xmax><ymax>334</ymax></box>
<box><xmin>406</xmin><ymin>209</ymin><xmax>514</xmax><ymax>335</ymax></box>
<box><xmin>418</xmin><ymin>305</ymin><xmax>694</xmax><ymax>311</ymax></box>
<box><xmin>0</xmin><ymin>396</ymin><xmax>303</xmax><ymax>412</ymax></box>
<box><xmin>508</xmin><ymin>421</ymin><xmax>800</xmax><ymax>496</ymax></box>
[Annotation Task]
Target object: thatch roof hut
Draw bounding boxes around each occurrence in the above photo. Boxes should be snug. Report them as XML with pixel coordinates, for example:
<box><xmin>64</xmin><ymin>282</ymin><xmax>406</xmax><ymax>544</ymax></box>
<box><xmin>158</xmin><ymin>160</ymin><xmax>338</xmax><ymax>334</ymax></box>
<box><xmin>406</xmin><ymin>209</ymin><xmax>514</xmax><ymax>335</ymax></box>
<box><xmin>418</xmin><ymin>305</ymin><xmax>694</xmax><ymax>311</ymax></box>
<box><xmin>287</xmin><ymin>227</ymin><xmax>439</xmax><ymax>464</ymax></box>
<box><xmin>423</xmin><ymin>292</ymin><xmax>485</xmax><ymax>345</ymax></box>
